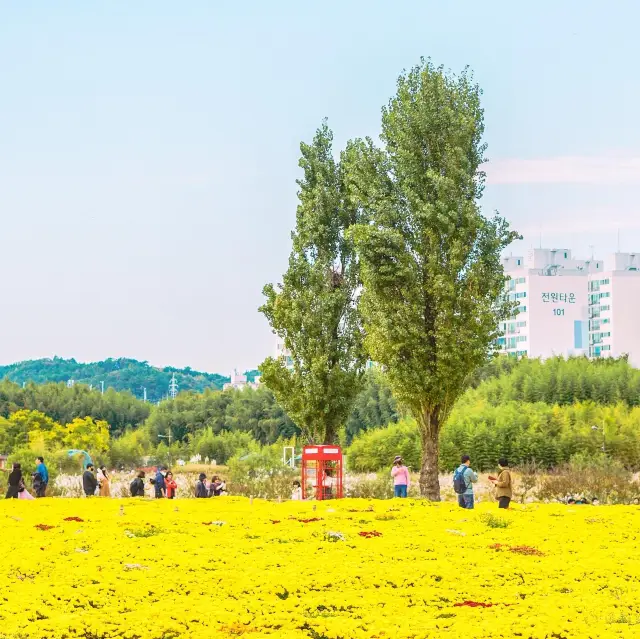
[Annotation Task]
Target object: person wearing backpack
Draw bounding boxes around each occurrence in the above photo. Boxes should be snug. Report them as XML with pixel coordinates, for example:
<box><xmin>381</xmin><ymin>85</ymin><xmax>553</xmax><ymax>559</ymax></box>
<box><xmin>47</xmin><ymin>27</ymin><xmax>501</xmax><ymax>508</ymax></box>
<box><xmin>453</xmin><ymin>455</ymin><xmax>478</xmax><ymax>509</ymax></box>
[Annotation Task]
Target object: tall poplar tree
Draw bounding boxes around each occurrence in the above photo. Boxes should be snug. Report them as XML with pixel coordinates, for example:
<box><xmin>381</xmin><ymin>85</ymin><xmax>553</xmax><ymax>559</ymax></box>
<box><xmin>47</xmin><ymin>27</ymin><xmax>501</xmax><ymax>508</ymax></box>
<box><xmin>348</xmin><ymin>60</ymin><xmax>519</xmax><ymax>499</ymax></box>
<box><xmin>259</xmin><ymin>122</ymin><xmax>366</xmax><ymax>444</ymax></box>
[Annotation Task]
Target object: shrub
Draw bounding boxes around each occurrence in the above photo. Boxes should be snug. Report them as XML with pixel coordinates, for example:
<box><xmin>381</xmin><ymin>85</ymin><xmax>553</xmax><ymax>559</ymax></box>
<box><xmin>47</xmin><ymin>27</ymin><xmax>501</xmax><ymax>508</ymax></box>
<box><xmin>192</xmin><ymin>429</ymin><xmax>254</xmax><ymax>465</ymax></box>
<box><xmin>348</xmin><ymin>419</ymin><xmax>420</xmax><ymax>472</ymax></box>
<box><xmin>108</xmin><ymin>429</ymin><xmax>150</xmax><ymax>469</ymax></box>
<box><xmin>480</xmin><ymin>513</ymin><xmax>511</xmax><ymax>529</ymax></box>
<box><xmin>227</xmin><ymin>443</ymin><xmax>297</xmax><ymax>500</ymax></box>
<box><xmin>537</xmin><ymin>454</ymin><xmax>640</xmax><ymax>504</ymax></box>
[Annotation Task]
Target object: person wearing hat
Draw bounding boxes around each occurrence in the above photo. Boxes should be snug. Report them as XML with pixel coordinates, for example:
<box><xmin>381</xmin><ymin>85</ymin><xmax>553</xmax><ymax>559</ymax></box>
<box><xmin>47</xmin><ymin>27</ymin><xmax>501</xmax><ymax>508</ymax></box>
<box><xmin>391</xmin><ymin>456</ymin><xmax>410</xmax><ymax>498</ymax></box>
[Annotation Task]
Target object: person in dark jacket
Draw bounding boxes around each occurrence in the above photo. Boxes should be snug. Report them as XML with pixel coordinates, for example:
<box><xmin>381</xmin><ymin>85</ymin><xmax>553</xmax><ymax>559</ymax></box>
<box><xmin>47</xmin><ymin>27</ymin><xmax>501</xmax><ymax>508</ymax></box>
<box><xmin>195</xmin><ymin>474</ymin><xmax>208</xmax><ymax>498</ymax></box>
<box><xmin>5</xmin><ymin>463</ymin><xmax>23</xmax><ymax>499</ymax></box>
<box><xmin>130</xmin><ymin>471</ymin><xmax>146</xmax><ymax>497</ymax></box>
<box><xmin>154</xmin><ymin>467</ymin><xmax>166</xmax><ymax>498</ymax></box>
<box><xmin>82</xmin><ymin>464</ymin><xmax>98</xmax><ymax>497</ymax></box>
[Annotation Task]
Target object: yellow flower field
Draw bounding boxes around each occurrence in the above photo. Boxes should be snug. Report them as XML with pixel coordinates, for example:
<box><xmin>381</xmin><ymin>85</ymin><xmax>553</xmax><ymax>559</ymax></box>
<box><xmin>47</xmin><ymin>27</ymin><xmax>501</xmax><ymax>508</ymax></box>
<box><xmin>1</xmin><ymin>498</ymin><xmax>639</xmax><ymax>639</ymax></box>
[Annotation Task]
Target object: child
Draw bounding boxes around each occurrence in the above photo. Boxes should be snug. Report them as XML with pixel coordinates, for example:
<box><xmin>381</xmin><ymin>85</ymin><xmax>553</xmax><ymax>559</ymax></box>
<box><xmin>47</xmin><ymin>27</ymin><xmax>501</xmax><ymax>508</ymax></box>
<box><xmin>291</xmin><ymin>480</ymin><xmax>302</xmax><ymax>501</ymax></box>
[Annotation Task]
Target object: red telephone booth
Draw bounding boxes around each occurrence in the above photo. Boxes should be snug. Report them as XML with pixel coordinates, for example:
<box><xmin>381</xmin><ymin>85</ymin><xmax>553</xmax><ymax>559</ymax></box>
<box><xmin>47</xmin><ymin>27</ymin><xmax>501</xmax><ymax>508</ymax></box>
<box><xmin>301</xmin><ymin>445</ymin><xmax>344</xmax><ymax>500</ymax></box>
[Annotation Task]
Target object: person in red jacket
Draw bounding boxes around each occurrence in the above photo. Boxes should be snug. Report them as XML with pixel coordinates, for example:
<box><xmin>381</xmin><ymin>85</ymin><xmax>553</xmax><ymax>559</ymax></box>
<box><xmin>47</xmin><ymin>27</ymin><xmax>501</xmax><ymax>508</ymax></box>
<box><xmin>165</xmin><ymin>471</ymin><xmax>178</xmax><ymax>499</ymax></box>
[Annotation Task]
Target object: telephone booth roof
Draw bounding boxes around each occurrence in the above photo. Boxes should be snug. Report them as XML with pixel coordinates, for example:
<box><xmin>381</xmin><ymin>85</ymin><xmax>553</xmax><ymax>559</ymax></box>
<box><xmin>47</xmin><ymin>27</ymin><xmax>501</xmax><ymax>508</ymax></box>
<box><xmin>302</xmin><ymin>445</ymin><xmax>342</xmax><ymax>461</ymax></box>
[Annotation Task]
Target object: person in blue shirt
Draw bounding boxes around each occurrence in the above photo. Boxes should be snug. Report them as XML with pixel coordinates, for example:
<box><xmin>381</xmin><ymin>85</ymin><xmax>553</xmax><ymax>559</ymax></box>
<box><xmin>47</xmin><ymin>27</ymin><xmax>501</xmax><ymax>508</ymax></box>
<box><xmin>453</xmin><ymin>455</ymin><xmax>478</xmax><ymax>509</ymax></box>
<box><xmin>34</xmin><ymin>456</ymin><xmax>49</xmax><ymax>498</ymax></box>
<box><xmin>154</xmin><ymin>467</ymin><xmax>167</xmax><ymax>498</ymax></box>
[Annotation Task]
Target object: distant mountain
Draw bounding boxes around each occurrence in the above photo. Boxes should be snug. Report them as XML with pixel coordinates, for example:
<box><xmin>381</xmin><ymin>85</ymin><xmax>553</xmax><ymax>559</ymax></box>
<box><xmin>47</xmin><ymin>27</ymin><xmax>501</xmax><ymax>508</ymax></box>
<box><xmin>0</xmin><ymin>357</ymin><xmax>260</xmax><ymax>403</ymax></box>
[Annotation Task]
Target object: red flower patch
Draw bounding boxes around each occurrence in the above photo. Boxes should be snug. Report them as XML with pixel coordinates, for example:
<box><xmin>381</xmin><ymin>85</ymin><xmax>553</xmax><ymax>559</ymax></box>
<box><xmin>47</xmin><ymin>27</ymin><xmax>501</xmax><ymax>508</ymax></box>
<box><xmin>358</xmin><ymin>531</ymin><xmax>382</xmax><ymax>538</ymax></box>
<box><xmin>455</xmin><ymin>601</ymin><xmax>495</xmax><ymax>608</ymax></box>
<box><xmin>63</xmin><ymin>517</ymin><xmax>84</xmax><ymax>522</ymax></box>
<box><xmin>34</xmin><ymin>524</ymin><xmax>55</xmax><ymax>531</ymax></box>
<box><xmin>297</xmin><ymin>518</ymin><xmax>323</xmax><ymax>524</ymax></box>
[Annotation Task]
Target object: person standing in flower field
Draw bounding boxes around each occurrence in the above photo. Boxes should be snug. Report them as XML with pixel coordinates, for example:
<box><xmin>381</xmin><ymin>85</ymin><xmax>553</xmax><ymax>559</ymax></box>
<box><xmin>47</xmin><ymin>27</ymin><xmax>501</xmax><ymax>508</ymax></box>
<box><xmin>3</xmin><ymin>463</ymin><xmax>23</xmax><ymax>499</ymax></box>
<box><xmin>195</xmin><ymin>473</ymin><xmax>208</xmax><ymax>498</ymax></box>
<box><xmin>34</xmin><ymin>456</ymin><xmax>49</xmax><ymax>498</ymax></box>
<box><xmin>489</xmin><ymin>458</ymin><xmax>512</xmax><ymax>509</ymax></box>
<box><xmin>291</xmin><ymin>480</ymin><xmax>303</xmax><ymax>500</ymax></box>
<box><xmin>208</xmin><ymin>475</ymin><xmax>225</xmax><ymax>497</ymax></box>
<box><xmin>391</xmin><ymin>456</ymin><xmax>410</xmax><ymax>498</ymax></box>
<box><xmin>165</xmin><ymin>471</ymin><xmax>177</xmax><ymax>499</ymax></box>
<box><xmin>322</xmin><ymin>468</ymin><xmax>337</xmax><ymax>499</ymax></box>
<box><xmin>97</xmin><ymin>466</ymin><xmax>111</xmax><ymax>497</ymax></box>
<box><xmin>154</xmin><ymin>466</ymin><xmax>167</xmax><ymax>498</ymax></box>
<box><xmin>453</xmin><ymin>455</ymin><xmax>478</xmax><ymax>509</ymax></box>
<box><xmin>82</xmin><ymin>464</ymin><xmax>98</xmax><ymax>497</ymax></box>
<box><xmin>130</xmin><ymin>471</ymin><xmax>146</xmax><ymax>497</ymax></box>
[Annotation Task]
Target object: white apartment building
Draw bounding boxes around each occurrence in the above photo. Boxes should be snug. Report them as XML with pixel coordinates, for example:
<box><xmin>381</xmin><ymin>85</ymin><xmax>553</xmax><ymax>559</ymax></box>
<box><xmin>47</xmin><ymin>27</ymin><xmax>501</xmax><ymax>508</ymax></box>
<box><xmin>274</xmin><ymin>336</ymin><xmax>376</xmax><ymax>370</ymax></box>
<box><xmin>499</xmin><ymin>248</ymin><xmax>640</xmax><ymax>366</ymax></box>
<box><xmin>275</xmin><ymin>337</ymin><xmax>294</xmax><ymax>370</ymax></box>
<box><xmin>223</xmin><ymin>369</ymin><xmax>261</xmax><ymax>391</ymax></box>
<box><xmin>588</xmin><ymin>253</ymin><xmax>640</xmax><ymax>367</ymax></box>
<box><xmin>498</xmin><ymin>248</ymin><xmax>603</xmax><ymax>359</ymax></box>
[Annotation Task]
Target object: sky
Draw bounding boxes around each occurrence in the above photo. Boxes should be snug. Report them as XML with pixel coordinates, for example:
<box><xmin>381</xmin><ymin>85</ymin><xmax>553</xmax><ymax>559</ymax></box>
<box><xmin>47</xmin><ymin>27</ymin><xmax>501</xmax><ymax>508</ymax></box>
<box><xmin>2</xmin><ymin>1</ymin><xmax>640</xmax><ymax>374</ymax></box>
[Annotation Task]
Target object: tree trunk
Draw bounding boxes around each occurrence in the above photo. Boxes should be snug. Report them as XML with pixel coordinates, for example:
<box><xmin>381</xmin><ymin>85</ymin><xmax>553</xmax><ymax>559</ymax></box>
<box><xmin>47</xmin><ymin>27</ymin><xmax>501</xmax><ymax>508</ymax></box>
<box><xmin>418</xmin><ymin>409</ymin><xmax>441</xmax><ymax>500</ymax></box>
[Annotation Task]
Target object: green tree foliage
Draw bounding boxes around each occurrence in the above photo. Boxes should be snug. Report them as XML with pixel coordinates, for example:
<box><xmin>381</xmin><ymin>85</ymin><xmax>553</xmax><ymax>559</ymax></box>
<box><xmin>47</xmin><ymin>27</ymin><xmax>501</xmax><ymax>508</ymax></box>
<box><xmin>191</xmin><ymin>430</ymin><xmax>255</xmax><ymax>465</ymax></box>
<box><xmin>1</xmin><ymin>409</ymin><xmax>110</xmax><ymax>467</ymax></box>
<box><xmin>0</xmin><ymin>379</ymin><xmax>150</xmax><ymax>436</ymax></box>
<box><xmin>145</xmin><ymin>386</ymin><xmax>298</xmax><ymax>446</ymax></box>
<box><xmin>259</xmin><ymin>122</ymin><xmax>367</xmax><ymax>444</ymax></box>
<box><xmin>469</xmin><ymin>356</ymin><xmax>640</xmax><ymax>406</ymax></box>
<box><xmin>345</xmin><ymin>370</ymin><xmax>399</xmax><ymax>443</ymax></box>
<box><xmin>349</xmin><ymin>357</ymin><xmax>640</xmax><ymax>472</ymax></box>
<box><xmin>348</xmin><ymin>60</ymin><xmax>518</xmax><ymax>498</ymax></box>
<box><xmin>0</xmin><ymin>357</ymin><xmax>230</xmax><ymax>402</ymax></box>
<box><xmin>349</xmin><ymin>401</ymin><xmax>640</xmax><ymax>472</ymax></box>
<box><xmin>348</xmin><ymin>419</ymin><xmax>420</xmax><ymax>472</ymax></box>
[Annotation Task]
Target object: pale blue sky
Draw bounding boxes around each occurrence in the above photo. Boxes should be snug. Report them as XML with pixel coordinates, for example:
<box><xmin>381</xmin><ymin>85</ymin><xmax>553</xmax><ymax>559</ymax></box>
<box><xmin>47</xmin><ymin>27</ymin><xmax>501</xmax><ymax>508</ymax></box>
<box><xmin>2</xmin><ymin>1</ymin><xmax>639</xmax><ymax>373</ymax></box>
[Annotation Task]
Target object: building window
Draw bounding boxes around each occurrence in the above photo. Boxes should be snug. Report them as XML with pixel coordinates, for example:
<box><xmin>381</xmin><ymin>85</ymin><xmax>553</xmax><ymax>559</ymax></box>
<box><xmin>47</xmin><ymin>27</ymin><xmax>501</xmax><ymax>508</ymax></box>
<box><xmin>564</xmin><ymin>252</ymin><xmax>568</xmax><ymax>258</ymax></box>
<box><xmin>516</xmin><ymin>321</ymin><xmax>527</xmax><ymax>328</ymax></box>
<box><xmin>602</xmin><ymin>345</ymin><xmax>611</xmax><ymax>352</ymax></box>
<box><xmin>517</xmin><ymin>259</ymin><xmax>521</xmax><ymax>266</ymax></box>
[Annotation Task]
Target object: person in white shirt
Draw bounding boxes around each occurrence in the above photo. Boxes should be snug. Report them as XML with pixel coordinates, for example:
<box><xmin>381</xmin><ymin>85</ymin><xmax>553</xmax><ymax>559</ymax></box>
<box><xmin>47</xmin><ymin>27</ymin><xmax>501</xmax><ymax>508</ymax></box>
<box><xmin>291</xmin><ymin>480</ymin><xmax>303</xmax><ymax>501</ymax></box>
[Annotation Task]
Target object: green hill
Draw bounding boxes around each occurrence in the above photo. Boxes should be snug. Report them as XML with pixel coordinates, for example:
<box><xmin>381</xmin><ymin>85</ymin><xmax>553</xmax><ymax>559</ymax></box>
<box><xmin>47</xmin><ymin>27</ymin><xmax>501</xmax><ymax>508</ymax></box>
<box><xmin>0</xmin><ymin>357</ymin><xmax>259</xmax><ymax>403</ymax></box>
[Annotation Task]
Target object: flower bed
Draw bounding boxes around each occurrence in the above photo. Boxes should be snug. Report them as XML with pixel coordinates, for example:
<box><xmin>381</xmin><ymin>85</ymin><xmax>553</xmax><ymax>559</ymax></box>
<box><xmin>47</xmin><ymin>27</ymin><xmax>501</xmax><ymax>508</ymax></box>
<box><xmin>0</xmin><ymin>499</ymin><xmax>637</xmax><ymax>638</ymax></box>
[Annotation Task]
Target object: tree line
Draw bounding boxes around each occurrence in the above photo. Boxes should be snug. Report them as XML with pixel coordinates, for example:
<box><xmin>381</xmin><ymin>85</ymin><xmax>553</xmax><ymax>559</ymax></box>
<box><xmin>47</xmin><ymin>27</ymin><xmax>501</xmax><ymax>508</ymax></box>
<box><xmin>0</xmin><ymin>356</ymin><xmax>260</xmax><ymax>403</ymax></box>
<box><xmin>348</xmin><ymin>356</ymin><xmax>640</xmax><ymax>472</ymax></box>
<box><xmin>3</xmin><ymin>355</ymin><xmax>639</xmax><ymax>475</ymax></box>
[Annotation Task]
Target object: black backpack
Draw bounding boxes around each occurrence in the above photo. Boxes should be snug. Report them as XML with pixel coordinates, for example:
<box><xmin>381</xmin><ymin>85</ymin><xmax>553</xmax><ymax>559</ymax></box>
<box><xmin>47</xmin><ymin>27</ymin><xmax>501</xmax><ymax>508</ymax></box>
<box><xmin>130</xmin><ymin>479</ymin><xmax>141</xmax><ymax>496</ymax></box>
<box><xmin>453</xmin><ymin>466</ymin><xmax>468</xmax><ymax>494</ymax></box>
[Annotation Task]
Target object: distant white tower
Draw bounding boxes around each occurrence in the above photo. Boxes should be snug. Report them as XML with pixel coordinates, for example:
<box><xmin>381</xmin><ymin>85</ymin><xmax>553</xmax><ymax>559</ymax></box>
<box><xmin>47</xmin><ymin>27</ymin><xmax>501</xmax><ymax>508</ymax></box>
<box><xmin>66</xmin><ymin>379</ymin><xmax>75</xmax><ymax>388</ymax></box>
<box><xmin>169</xmin><ymin>374</ymin><xmax>178</xmax><ymax>399</ymax></box>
